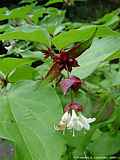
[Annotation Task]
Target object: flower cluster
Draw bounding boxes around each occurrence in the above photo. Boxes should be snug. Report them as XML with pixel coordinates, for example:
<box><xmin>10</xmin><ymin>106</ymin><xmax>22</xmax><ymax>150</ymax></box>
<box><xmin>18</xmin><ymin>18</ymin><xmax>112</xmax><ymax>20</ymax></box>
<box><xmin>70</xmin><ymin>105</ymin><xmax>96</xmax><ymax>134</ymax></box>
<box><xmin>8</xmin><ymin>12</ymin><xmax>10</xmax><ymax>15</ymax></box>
<box><xmin>53</xmin><ymin>45</ymin><xmax>96</xmax><ymax>136</ymax></box>
<box><xmin>55</xmin><ymin>102</ymin><xmax>96</xmax><ymax>136</ymax></box>
<box><xmin>53</xmin><ymin>50</ymin><xmax>79</xmax><ymax>72</ymax></box>
<box><xmin>42</xmin><ymin>45</ymin><xmax>96</xmax><ymax>136</ymax></box>
<box><xmin>43</xmin><ymin>46</ymin><xmax>80</xmax><ymax>80</ymax></box>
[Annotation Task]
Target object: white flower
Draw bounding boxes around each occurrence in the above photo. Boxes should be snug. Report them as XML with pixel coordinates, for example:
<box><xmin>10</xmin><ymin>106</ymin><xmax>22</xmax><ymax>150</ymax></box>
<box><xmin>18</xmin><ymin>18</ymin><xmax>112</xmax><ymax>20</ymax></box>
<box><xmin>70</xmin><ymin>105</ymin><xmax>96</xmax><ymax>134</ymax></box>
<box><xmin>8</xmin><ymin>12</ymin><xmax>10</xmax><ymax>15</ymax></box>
<box><xmin>67</xmin><ymin>110</ymin><xmax>83</xmax><ymax>136</ymax></box>
<box><xmin>67</xmin><ymin>110</ymin><xmax>96</xmax><ymax>136</ymax></box>
<box><xmin>55</xmin><ymin>110</ymin><xmax>96</xmax><ymax>136</ymax></box>
<box><xmin>55</xmin><ymin>111</ymin><xmax>71</xmax><ymax>131</ymax></box>
<box><xmin>61</xmin><ymin>111</ymin><xmax>71</xmax><ymax>124</ymax></box>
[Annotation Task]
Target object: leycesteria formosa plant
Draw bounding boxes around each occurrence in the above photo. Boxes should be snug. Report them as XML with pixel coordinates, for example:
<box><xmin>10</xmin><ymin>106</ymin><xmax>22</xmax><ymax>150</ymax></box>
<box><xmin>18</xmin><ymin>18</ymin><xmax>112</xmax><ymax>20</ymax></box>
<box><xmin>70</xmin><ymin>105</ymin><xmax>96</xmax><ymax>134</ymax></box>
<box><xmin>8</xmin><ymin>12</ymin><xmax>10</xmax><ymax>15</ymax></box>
<box><xmin>43</xmin><ymin>44</ymin><xmax>96</xmax><ymax>136</ymax></box>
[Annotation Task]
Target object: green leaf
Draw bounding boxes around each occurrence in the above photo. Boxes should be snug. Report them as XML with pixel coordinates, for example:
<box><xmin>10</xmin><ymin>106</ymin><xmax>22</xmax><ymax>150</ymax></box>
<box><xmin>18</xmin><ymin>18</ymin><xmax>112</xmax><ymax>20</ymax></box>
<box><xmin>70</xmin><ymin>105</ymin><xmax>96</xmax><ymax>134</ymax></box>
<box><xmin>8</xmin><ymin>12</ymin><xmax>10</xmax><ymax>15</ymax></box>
<box><xmin>0</xmin><ymin>58</ymin><xmax>33</xmax><ymax>74</ymax></box>
<box><xmin>52</xmin><ymin>25</ymin><xmax>96</xmax><ymax>49</ymax></box>
<box><xmin>0</xmin><ymin>81</ymin><xmax>65</xmax><ymax>160</ymax></box>
<box><xmin>72</xmin><ymin>36</ymin><xmax>120</xmax><ymax>79</ymax></box>
<box><xmin>45</xmin><ymin>0</ymin><xmax>64</xmax><ymax>6</ymax></box>
<box><xmin>94</xmin><ymin>9</ymin><xmax>120</xmax><ymax>29</ymax></box>
<box><xmin>32</xmin><ymin>7</ymin><xmax>46</xmax><ymax>24</ymax></box>
<box><xmin>112</xmin><ymin>70</ymin><xmax>120</xmax><ymax>86</ymax></box>
<box><xmin>96</xmin><ymin>26</ymin><xmax>119</xmax><ymax>37</ymax></box>
<box><xmin>8</xmin><ymin>65</ymin><xmax>38</xmax><ymax>82</ymax></box>
<box><xmin>9</xmin><ymin>6</ymin><xmax>32</xmax><ymax>19</ymax></box>
<box><xmin>21</xmin><ymin>51</ymin><xmax>44</xmax><ymax>60</ymax></box>
<box><xmin>88</xmin><ymin>132</ymin><xmax>120</xmax><ymax>156</ymax></box>
<box><xmin>40</xmin><ymin>8</ymin><xmax>65</xmax><ymax>35</ymax></box>
<box><xmin>0</xmin><ymin>26</ymin><xmax>50</xmax><ymax>47</ymax></box>
<box><xmin>0</xmin><ymin>6</ymin><xmax>32</xmax><ymax>21</ymax></box>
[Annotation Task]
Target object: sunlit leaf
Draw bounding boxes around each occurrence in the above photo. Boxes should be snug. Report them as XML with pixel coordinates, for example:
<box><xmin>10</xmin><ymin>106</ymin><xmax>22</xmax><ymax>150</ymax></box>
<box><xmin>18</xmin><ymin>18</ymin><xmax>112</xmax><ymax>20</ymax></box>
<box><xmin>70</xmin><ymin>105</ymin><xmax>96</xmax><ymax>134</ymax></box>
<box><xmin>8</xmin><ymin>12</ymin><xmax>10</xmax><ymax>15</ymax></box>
<box><xmin>72</xmin><ymin>36</ymin><xmax>120</xmax><ymax>79</ymax></box>
<box><xmin>0</xmin><ymin>26</ymin><xmax>50</xmax><ymax>47</ymax></box>
<box><xmin>52</xmin><ymin>25</ymin><xmax>96</xmax><ymax>49</ymax></box>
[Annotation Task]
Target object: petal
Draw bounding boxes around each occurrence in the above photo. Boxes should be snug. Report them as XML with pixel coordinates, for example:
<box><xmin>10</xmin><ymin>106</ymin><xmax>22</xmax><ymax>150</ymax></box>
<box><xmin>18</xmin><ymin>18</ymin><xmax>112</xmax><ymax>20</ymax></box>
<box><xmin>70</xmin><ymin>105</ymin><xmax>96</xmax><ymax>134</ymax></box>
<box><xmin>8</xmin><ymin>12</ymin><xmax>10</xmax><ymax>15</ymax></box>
<box><xmin>87</xmin><ymin>118</ymin><xmax>96</xmax><ymax>123</ymax></box>
<box><xmin>67</xmin><ymin>110</ymin><xmax>81</xmax><ymax>130</ymax></box>
<box><xmin>71</xmin><ymin>110</ymin><xmax>78</xmax><ymax>119</ymax></box>
<box><xmin>79</xmin><ymin>113</ymin><xmax>88</xmax><ymax>122</ymax></box>
<box><xmin>82</xmin><ymin>122</ymin><xmax>90</xmax><ymax>130</ymax></box>
<box><xmin>79</xmin><ymin>113</ymin><xmax>96</xmax><ymax>130</ymax></box>
<box><xmin>61</xmin><ymin>111</ymin><xmax>71</xmax><ymax>123</ymax></box>
<box><xmin>67</xmin><ymin>120</ymin><xmax>74</xmax><ymax>129</ymax></box>
<box><xmin>75</xmin><ymin>121</ymin><xmax>83</xmax><ymax>131</ymax></box>
<box><xmin>67</xmin><ymin>110</ymin><xmax>78</xmax><ymax>129</ymax></box>
<box><xmin>79</xmin><ymin>113</ymin><xmax>90</xmax><ymax>130</ymax></box>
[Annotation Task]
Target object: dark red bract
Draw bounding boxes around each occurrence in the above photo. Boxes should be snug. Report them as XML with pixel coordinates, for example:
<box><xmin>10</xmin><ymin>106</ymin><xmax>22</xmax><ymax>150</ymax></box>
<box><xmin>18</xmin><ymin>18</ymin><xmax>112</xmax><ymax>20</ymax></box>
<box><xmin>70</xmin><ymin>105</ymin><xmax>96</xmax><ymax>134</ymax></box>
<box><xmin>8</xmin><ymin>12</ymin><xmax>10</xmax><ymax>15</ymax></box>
<box><xmin>68</xmin><ymin>44</ymin><xmax>80</xmax><ymax>58</ymax></box>
<box><xmin>70</xmin><ymin>76</ymin><xmax>82</xmax><ymax>90</ymax></box>
<box><xmin>64</xmin><ymin>102</ymin><xmax>83</xmax><ymax>112</ymax></box>
<box><xmin>60</xmin><ymin>76</ymin><xmax>82</xmax><ymax>95</ymax></box>
<box><xmin>42</xmin><ymin>48</ymin><xmax>53</xmax><ymax>59</ymax></box>
<box><xmin>54</xmin><ymin>50</ymin><xmax>79</xmax><ymax>72</ymax></box>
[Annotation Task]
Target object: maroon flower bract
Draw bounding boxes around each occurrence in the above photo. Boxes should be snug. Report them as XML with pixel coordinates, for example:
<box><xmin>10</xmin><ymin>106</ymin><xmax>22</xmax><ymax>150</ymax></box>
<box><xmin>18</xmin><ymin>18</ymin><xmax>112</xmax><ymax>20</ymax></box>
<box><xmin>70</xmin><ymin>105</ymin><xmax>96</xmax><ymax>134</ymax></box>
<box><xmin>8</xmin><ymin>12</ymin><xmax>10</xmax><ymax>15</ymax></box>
<box><xmin>60</xmin><ymin>76</ymin><xmax>82</xmax><ymax>95</ymax></box>
<box><xmin>64</xmin><ymin>102</ymin><xmax>83</xmax><ymax>112</ymax></box>
<box><xmin>43</xmin><ymin>48</ymin><xmax>54</xmax><ymax>59</ymax></box>
<box><xmin>53</xmin><ymin>50</ymin><xmax>79</xmax><ymax>72</ymax></box>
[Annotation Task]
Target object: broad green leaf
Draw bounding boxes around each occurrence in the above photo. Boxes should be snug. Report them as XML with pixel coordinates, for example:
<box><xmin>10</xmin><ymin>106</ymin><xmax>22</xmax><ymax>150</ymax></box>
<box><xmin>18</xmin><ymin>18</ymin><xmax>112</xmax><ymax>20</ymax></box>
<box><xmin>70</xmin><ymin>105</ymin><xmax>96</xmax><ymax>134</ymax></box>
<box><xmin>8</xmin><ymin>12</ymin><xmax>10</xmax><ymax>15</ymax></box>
<box><xmin>96</xmin><ymin>26</ymin><xmax>119</xmax><ymax>37</ymax></box>
<box><xmin>32</xmin><ymin>7</ymin><xmax>46</xmax><ymax>24</ymax></box>
<box><xmin>0</xmin><ymin>24</ymin><xmax>12</xmax><ymax>33</ymax></box>
<box><xmin>21</xmin><ymin>51</ymin><xmax>44</xmax><ymax>60</ymax></box>
<box><xmin>0</xmin><ymin>26</ymin><xmax>50</xmax><ymax>47</ymax></box>
<box><xmin>0</xmin><ymin>8</ymin><xmax>7</xmax><ymax>14</ymax></box>
<box><xmin>8</xmin><ymin>65</ymin><xmax>38</xmax><ymax>82</ymax></box>
<box><xmin>72</xmin><ymin>36</ymin><xmax>120</xmax><ymax>79</ymax></box>
<box><xmin>9</xmin><ymin>6</ymin><xmax>32</xmax><ymax>19</ymax></box>
<box><xmin>112</xmin><ymin>70</ymin><xmax>120</xmax><ymax>86</ymax></box>
<box><xmin>52</xmin><ymin>25</ymin><xmax>96</xmax><ymax>49</ymax></box>
<box><xmin>88</xmin><ymin>132</ymin><xmax>120</xmax><ymax>156</ymax></box>
<box><xmin>0</xmin><ymin>81</ymin><xmax>65</xmax><ymax>160</ymax></box>
<box><xmin>106</xmin><ymin>50</ymin><xmax>120</xmax><ymax>61</ymax></box>
<box><xmin>94</xmin><ymin>9</ymin><xmax>120</xmax><ymax>29</ymax></box>
<box><xmin>40</xmin><ymin>9</ymin><xmax>65</xmax><ymax>35</ymax></box>
<box><xmin>0</xmin><ymin>58</ymin><xmax>33</xmax><ymax>74</ymax></box>
<box><xmin>0</xmin><ymin>6</ymin><xmax>32</xmax><ymax>21</ymax></box>
<box><xmin>20</xmin><ymin>0</ymin><xmax>35</xmax><ymax>4</ymax></box>
<box><xmin>41</xmin><ymin>8</ymin><xmax>65</xmax><ymax>25</ymax></box>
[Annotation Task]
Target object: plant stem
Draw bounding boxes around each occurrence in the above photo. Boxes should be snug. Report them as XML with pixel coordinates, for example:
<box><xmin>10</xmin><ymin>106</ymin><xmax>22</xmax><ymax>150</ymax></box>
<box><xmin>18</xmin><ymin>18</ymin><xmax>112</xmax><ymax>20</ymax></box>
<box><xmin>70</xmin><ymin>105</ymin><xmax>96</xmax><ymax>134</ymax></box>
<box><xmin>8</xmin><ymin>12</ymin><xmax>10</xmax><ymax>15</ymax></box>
<box><xmin>66</xmin><ymin>69</ymin><xmax>74</xmax><ymax>102</ymax></box>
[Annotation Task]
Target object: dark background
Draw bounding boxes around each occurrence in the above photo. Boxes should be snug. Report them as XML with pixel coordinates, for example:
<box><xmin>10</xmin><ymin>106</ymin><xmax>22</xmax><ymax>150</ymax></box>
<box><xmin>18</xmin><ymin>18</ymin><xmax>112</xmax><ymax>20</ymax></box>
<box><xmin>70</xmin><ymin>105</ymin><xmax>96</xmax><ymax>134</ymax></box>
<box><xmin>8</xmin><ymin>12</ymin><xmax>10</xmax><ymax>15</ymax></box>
<box><xmin>0</xmin><ymin>0</ymin><xmax>120</xmax><ymax>21</ymax></box>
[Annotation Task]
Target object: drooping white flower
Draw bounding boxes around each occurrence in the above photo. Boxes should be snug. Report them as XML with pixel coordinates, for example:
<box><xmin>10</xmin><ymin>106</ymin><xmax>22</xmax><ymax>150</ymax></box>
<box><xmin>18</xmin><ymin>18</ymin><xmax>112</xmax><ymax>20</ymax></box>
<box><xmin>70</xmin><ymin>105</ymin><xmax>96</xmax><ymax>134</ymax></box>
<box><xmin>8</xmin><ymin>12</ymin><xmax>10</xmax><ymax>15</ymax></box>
<box><xmin>55</xmin><ymin>107</ymin><xmax>96</xmax><ymax>136</ymax></box>
<box><xmin>67</xmin><ymin>110</ymin><xmax>83</xmax><ymax>136</ymax></box>
<box><xmin>55</xmin><ymin>111</ymin><xmax>71</xmax><ymax>131</ymax></box>
<box><xmin>67</xmin><ymin>110</ymin><xmax>83</xmax><ymax>130</ymax></box>
<box><xmin>67</xmin><ymin>110</ymin><xmax>96</xmax><ymax>136</ymax></box>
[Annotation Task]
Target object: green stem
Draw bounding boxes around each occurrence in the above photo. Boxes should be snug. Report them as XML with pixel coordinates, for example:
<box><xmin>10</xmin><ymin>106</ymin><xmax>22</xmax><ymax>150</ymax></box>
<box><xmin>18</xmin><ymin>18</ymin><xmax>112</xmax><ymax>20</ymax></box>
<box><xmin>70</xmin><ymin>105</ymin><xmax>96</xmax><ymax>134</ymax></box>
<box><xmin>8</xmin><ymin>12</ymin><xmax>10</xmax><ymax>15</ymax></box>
<box><xmin>66</xmin><ymin>69</ymin><xmax>74</xmax><ymax>103</ymax></box>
